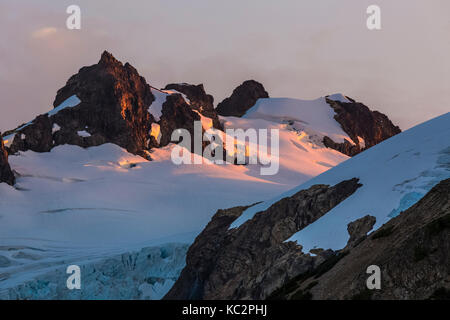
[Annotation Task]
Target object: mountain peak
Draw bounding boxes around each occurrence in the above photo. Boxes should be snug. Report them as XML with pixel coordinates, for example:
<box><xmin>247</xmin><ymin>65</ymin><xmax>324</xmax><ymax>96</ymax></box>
<box><xmin>324</xmin><ymin>96</ymin><xmax>401</xmax><ymax>156</ymax></box>
<box><xmin>216</xmin><ymin>80</ymin><xmax>269</xmax><ymax>117</ymax></box>
<box><xmin>4</xmin><ymin>52</ymin><xmax>155</xmax><ymax>158</ymax></box>
<box><xmin>98</xmin><ymin>50</ymin><xmax>122</xmax><ymax>67</ymax></box>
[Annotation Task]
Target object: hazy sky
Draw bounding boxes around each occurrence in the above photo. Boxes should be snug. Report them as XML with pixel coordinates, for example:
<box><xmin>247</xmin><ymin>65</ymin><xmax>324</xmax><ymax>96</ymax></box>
<box><xmin>1</xmin><ymin>0</ymin><xmax>449</xmax><ymax>132</ymax></box>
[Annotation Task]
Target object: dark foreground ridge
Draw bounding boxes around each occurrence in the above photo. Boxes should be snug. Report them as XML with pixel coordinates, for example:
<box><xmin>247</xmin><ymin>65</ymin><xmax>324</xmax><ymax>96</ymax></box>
<box><xmin>165</xmin><ymin>178</ymin><xmax>362</xmax><ymax>299</ymax></box>
<box><xmin>278</xmin><ymin>177</ymin><xmax>450</xmax><ymax>300</ymax></box>
<box><xmin>166</xmin><ymin>178</ymin><xmax>450</xmax><ymax>300</ymax></box>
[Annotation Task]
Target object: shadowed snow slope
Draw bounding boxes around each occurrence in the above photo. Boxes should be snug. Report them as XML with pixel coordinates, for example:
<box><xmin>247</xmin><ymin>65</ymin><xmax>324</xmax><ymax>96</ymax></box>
<box><xmin>231</xmin><ymin>113</ymin><xmax>450</xmax><ymax>254</ymax></box>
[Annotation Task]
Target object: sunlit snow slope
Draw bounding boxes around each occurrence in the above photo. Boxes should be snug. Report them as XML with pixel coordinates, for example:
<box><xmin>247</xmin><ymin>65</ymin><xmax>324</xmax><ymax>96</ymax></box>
<box><xmin>231</xmin><ymin>113</ymin><xmax>450</xmax><ymax>254</ymax></box>
<box><xmin>220</xmin><ymin>95</ymin><xmax>353</xmax><ymax>185</ymax></box>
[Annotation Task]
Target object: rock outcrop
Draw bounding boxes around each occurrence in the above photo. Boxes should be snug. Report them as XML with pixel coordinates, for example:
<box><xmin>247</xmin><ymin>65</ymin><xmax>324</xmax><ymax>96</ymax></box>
<box><xmin>2</xmin><ymin>52</ymin><xmax>229</xmax><ymax>159</ymax></box>
<box><xmin>216</xmin><ymin>80</ymin><xmax>269</xmax><ymax>117</ymax></box>
<box><xmin>0</xmin><ymin>132</ymin><xmax>15</xmax><ymax>185</ymax></box>
<box><xmin>271</xmin><ymin>178</ymin><xmax>450</xmax><ymax>300</ymax></box>
<box><xmin>323</xmin><ymin>96</ymin><xmax>401</xmax><ymax>156</ymax></box>
<box><xmin>4</xmin><ymin>51</ymin><xmax>156</xmax><ymax>158</ymax></box>
<box><xmin>166</xmin><ymin>177</ymin><xmax>450</xmax><ymax>300</ymax></box>
<box><xmin>345</xmin><ymin>215</ymin><xmax>376</xmax><ymax>249</ymax></box>
<box><xmin>164</xmin><ymin>178</ymin><xmax>361</xmax><ymax>300</ymax></box>
<box><xmin>158</xmin><ymin>94</ymin><xmax>201</xmax><ymax>147</ymax></box>
<box><xmin>164</xmin><ymin>83</ymin><xmax>222</xmax><ymax>130</ymax></box>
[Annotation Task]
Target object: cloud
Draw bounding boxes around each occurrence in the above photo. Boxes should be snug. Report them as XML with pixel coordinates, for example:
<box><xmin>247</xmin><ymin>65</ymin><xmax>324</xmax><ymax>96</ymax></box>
<box><xmin>31</xmin><ymin>27</ymin><xmax>58</xmax><ymax>39</ymax></box>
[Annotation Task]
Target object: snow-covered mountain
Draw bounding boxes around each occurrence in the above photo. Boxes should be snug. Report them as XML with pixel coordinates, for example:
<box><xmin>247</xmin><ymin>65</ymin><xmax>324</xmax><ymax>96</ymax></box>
<box><xmin>166</xmin><ymin>112</ymin><xmax>450</xmax><ymax>300</ymax></box>
<box><xmin>0</xmin><ymin>52</ymin><xmax>402</xmax><ymax>299</ymax></box>
<box><xmin>232</xmin><ymin>112</ymin><xmax>450</xmax><ymax>245</ymax></box>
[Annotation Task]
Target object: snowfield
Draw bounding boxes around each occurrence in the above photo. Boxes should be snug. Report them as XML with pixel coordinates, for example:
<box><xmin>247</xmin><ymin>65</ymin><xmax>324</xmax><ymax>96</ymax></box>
<box><xmin>231</xmin><ymin>113</ymin><xmax>450</xmax><ymax>254</ymax></box>
<box><xmin>243</xmin><ymin>95</ymin><xmax>355</xmax><ymax>146</ymax></box>
<box><xmin>0</xmin><ymin>95</ymin><xmax>354</xmax><ymax>298</ymax></box>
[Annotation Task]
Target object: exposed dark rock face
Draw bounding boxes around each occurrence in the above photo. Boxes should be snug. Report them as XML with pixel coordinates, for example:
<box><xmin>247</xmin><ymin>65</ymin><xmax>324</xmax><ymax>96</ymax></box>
<box><xmin>345</xmin><ymin>215</ymin><xmax>376</xmax><ymax>249</ymax></box>
<box><xmin>323</xmin><ymin>136</ymin><xmax>359</xmax><ymax>157</ymax></box>
<box><xmin>323</xmin><ymin>96</ymin><xmax>401</xmax><ymax>156</ymax></box>
<box><xmin>164</xmin><ymin>178</ymin><xmax>361</xmax><ymax>300</ymax></box>
<box><xmin>3</xmin><ymin>53</ymin><xmax>230</xmax><ymax>159</ymax></box>
<box><xmin>4</xmin><ymin>51</ymin><xmax>156</xmax><ymax>158</ymax></box>
<box><xmin>275</xmin><ymin>178</ymin><xmax>450</xmax><ymax>300</ymax></box>
<box><xmin>158</xmin><ymin>94</ymin><xmax>201</xmax><ymax>147</ymax></box>
<box><xmin>5</xmin><ymin>115</ymin><xmax>54</xmax><ymax>153</ymax></box>
<box><xmin>168</xmin><ymin>178</ymin><xmax>450</xmax><ymax>300</ymax></box>
<box><xmin>164</xmin><ymin>83</ymin><xmax>222</xmax><ymax>130</ymax></box>
<box><xmin>216</xmin><ymin>80</ymin><xmax>269</xmax><ymax>117</ymax></box>
<box><xmin>0</xmin><ymin>132</ymin><xmax>15</xmax><ymax>185</ymax></box>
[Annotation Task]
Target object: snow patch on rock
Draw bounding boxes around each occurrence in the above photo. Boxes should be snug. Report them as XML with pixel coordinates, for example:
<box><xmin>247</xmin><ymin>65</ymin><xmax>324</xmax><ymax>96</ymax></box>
<box><xmin>77</xmin><ymin>130</ymin><xmax>91</xmax><ymax>138</ymax></box>
<box><xmin>48</xmin><ymin>95</ymin><xmax>81</xmax><ymax>116</ymax></box>
<box><xmin>2</xmin><ymin>134</ymin><xmax>16</xmax><ymax>148</ymax></box>
<box><xmin>326</xmin><ymin>93</ymin><xmax>351</xmax><ymax>103</ymax></box>
<box><xmin>52</xmin><ymin>123</ymin><xmax>61</xmax><ymax>134</ymax></box>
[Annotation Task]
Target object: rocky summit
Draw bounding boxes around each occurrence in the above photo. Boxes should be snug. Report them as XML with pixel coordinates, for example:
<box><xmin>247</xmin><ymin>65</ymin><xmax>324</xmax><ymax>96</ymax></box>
<box><xmin>216</xmin><ymin>80</ymin><xmax>269</xmax><ymax>117</ymax></box>
<box><xmin>323</xmin><ymin>96</ymin><xmax>401</xmax><ymax>156</ymax></box>
<box><xmin>3</xmin><ymin>51</ymin><xmax>155</xmax><ymax>158</ymax></box>
<box><xmin>1</xmin><ymin>52</ymin><xmax>226</xmax><ymax>159</ymax></box>
<box><xmin>1</xmin><ymin>52</ymin><xmax>400</xmax><ymax>162</ymax></box>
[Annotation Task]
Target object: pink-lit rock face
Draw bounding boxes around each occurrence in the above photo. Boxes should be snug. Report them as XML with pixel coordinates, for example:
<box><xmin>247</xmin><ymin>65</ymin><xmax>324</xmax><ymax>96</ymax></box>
<box><xmin>3</xmin><ymin>51</ymin><xmax>156</xmax><ymax>158</ymax></box>
<box><xmin>2</xmin><ymin>52</ymin><xmax>228</xmax><ymax>161</ymax></box>
<box><xmin>323</xmin><ymin>96</ymin><xmax>402</xmax><ymax>156</ymax></box>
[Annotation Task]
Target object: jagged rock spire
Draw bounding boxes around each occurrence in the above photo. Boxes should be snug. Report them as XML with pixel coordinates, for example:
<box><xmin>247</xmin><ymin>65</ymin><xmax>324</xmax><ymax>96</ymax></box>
<box><xmin>6</xmin><ymin>52</ymin><xmax>155</xmax><ymax>158</ymax></box>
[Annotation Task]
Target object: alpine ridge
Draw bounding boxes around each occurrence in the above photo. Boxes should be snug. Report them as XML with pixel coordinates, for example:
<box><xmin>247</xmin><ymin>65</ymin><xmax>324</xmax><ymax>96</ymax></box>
<box><xmin>1</xmin><ymin>52</ymin><xmax>222</xmax><ymax>159</ymax></box>
<box><xmin>1</xmin><ymin>51</ymin><xmax>400</xmax><ymax>162</ymax></box>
